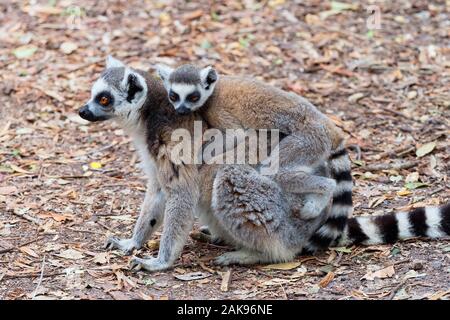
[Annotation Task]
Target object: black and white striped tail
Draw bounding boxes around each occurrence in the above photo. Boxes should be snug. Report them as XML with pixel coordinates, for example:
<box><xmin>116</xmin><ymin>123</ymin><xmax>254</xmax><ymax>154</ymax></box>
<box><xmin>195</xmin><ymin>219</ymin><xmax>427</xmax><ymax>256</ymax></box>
<box><xmin>340</xmin><ymin>204</ymin><xmax>450</xmax><ymax>246</ymax></box>
<box><xmin>305</xmin><ymin>144</ymin><xmax>353</xmax><ymax>252</ymax></box>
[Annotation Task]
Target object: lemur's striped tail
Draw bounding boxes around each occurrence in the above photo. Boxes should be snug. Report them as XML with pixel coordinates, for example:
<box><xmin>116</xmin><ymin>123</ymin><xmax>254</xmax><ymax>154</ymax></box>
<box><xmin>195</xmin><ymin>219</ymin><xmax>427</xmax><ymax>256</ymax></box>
<box><xmin>306</xmin><ymin>144</ymin><xmax>353</xmax><ymax>251</ymax></box>
<box><xmin>339</xmin><ymin>204</ymin><xmax>450</xmax><ymax>246</ymax></box>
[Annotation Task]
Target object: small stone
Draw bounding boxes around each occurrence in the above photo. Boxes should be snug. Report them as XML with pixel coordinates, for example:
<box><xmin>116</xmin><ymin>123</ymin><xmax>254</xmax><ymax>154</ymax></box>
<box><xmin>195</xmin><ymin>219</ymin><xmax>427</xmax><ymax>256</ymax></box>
<box><xmin>60</xmin><ymin>41</ymin><xmax>78</xmax><ymax>55</ymax></box>
<box><xmin>407</xmin><ymin>91</ymin><xmax>417</xmax><ymax>99</ymax></box>
<box><xmin>412</xmin><ymin>260</ymin><xmax>424</xmax><ymax>271</ymax></box>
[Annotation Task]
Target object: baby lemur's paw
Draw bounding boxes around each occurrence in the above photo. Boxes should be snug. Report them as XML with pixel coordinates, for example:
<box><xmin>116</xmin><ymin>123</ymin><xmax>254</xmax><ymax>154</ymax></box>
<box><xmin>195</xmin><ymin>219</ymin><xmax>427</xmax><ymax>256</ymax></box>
<box><xmin>301</xmin><ymin>194</ymin><xmax>330</xmax><ymax>219</ymax></box>
<box><xmin>105</xmin><ymin>237</ymin><xmax>138</xmax><ymax>255</ymax></box>
<box><xmin>130</xmin><ymin>256</ymin><xmax>170</xmax><ymax>272</ymax></box>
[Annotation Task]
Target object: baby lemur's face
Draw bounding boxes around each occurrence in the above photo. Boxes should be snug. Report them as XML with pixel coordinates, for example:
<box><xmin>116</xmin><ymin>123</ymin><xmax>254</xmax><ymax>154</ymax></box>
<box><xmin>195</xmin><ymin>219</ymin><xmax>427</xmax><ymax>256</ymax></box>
<box><xmin>79</xmin><ymin>56</ymin><xmax>147</xmax><ymax>123</ymax></box>
<box><xmin>156</xmin><ymin>64</ymin><xmax>218</xmax><ymax>115</ymax></box>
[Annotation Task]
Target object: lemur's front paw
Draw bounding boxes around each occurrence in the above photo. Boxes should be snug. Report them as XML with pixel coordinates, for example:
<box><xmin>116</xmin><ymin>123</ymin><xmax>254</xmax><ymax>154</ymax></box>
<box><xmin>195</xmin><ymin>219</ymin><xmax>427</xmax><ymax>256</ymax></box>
<box><xmin>105</xmin><ymin>237</ymin><xmax>138</xmax><ymax>255</ymax></box>
<box><xmin>130</xmin><ymin>256</ymin><xmax>170</xmax><ymax>272</ymax></box>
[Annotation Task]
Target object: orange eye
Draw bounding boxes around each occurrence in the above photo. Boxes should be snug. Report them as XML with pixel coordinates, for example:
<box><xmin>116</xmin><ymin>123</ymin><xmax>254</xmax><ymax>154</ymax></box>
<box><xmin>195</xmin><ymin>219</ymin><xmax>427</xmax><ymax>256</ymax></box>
<box><xmin>100</xmin><ymin>96</ymin><xmax>109</xmax><ymax>106</ymax></box>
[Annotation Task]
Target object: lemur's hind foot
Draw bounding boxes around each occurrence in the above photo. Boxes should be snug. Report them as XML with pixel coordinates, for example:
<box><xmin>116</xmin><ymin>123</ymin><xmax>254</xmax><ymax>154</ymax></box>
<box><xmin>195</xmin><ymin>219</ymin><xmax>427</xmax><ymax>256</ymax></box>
<box><xmin>215</xmin><ymin>250</ymin><xmax>272</xmax><ymax>266</ymax></box>
<box><xmin>130</xmin><ymin>256</ymin><xmax>171</xmax><ymax>272</ymax></box>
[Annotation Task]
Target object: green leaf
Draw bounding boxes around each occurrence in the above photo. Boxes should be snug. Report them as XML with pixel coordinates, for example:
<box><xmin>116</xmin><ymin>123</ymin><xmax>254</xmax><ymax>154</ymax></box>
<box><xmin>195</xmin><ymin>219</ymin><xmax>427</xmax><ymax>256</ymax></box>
<box><xmin>319</xmin><ymin>265</ymin><xmax>334</xmax><ymax>274</ymax></box>
<box><xmin>404</xmin><ymin>182</ymin><xmax>428</xmax><ymax>190</ymax></box>
<box><xmin>352</xmin><ymin>160</ymin><xmax>365</xmax><ymax>166</ymax></box>
<box><xmin>211</xmin><ymin>11</ymin><xmax>220</xmax><ymax>21</ymax></box>
<box><xmin>391</xmin><ymin>247</ymin><xmax>401</xmax><ymax>256</ymax></box>
<box><xmin>389</xmin><ymin>175</ymin><xmax>403</xmax><ymax>183</ymax></box>
<box><xmin>200</xmin><ymin>39</ymin><xmax>212</xmax><ymax>49</ymax></box>
<box><xmin>143</xmin><ymin>277</ymin><xmax>156</xmax><ymax>286</ymax></box>
<box><xmin>333</xmin><ymin>247</ymin><xmax>352</xmax><ymax>253</ymax></box>
<box><xmin>239</xmin><ymin>37</ymin><xmax>249</xmax><ymax>48</ymax></box>
<box><xmin>0</xmin><ymin>165</ymin><xmax>13</xmax><ymax>173</ymax></box>
<box><xmin>330</xmin><ymin>1</ymin><xmax>358</xmax><ymax>11</ymax></box>
<box><xmin>273</xmin><ymin>58</ymin><xmax>283</xmax><ymax>65</ymax></box>
<box><xmin>13</xmin><ymin>45</ymin><xmax>38</xmax><ymax>59</ymax></box>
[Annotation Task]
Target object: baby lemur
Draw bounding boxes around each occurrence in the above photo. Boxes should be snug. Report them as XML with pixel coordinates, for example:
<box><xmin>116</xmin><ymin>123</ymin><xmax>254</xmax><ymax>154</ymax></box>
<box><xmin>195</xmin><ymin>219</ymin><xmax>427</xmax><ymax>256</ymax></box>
<box><xmin>156</xmin><ymin>63</ymin><xmax>352</xmax><ymax>252</ymax></box>
<box><xmin>78</xmin><ymin>57</ymin><xmax>450</xmax><ymax>271</ymax></box>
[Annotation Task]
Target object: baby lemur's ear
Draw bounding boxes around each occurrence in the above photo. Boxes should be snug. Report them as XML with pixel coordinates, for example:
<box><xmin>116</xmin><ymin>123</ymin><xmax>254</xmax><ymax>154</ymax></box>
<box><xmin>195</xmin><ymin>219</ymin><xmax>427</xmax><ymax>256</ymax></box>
<box><xmin>155</xmin><ymin>64</ymin><xmax>174</xmax><ymax>81</ymax></box>
<box><xmin>155</xmin><ymin>64</ymin><xmax>174</xmax><ymax>90</ymax></box>
<box><xmin>122</xmin><ymin>69</ymin><xmax>144</xmax><ymax>103</ymax></box>
<box><xmin>200</xmin><ymin>66</ymin><xmax>218</xmax><ymax>90</ymax></box>
<box><xmin>106</xmin><ymin>55</ymin><xmax>125</xmax><ymax>69</ymax></box>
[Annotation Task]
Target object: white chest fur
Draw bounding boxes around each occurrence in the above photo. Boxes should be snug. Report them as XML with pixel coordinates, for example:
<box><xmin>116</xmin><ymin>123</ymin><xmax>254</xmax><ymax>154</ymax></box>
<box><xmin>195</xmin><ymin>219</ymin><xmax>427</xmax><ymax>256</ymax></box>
<box><xmin>126</xmin><ymin>124</ymin><xmax>157</xmax><ymax>181</ymax></box>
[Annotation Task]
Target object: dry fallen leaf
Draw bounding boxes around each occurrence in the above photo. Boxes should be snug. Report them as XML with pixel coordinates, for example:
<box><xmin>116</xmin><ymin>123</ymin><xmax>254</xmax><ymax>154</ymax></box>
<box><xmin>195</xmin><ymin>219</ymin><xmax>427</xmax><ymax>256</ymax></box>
<box><xmin>37</xmin><ymin>212</ymin><xmax>74</xmax><ymax>222</ymax></box>
<box><xmin>56</xmin><ymin>249</ymin><xmax>85</xmax><ymax>260</ymax></box>
<box><xmin>146</xmin><ymin>240</ymin><xmax>159</xmax><ymax>250</ymax></box>
<box><xmin>261</xmin><ymin>261</ymin><xmax>302</xmax><ymax>270</ymax></box>
<box><xmin>362</xmin><ymin>265</ymin><xmax>395</xmax><ymax>281</ymax></box>
<box><xmin>0</xmin><ymin>186</ymin><xmax>18</xmax><ymax>195</ymax></box>
<box><xmin>428</xmin><ymin>290</ymin><xmax>450</xmax><ymax>300</ymax></box>
<box><xmin>319</xmin><ymin>271</ymin><xmax>335</xmax><ymax>288</ymax></box>
<box><xmin>416</xmin><ymin>141</ymin><xmax>436</xmax><ymax>158</ymax></box>
<box><xmin>93</xmin><ymin>252</ymin><xmax>109</xmax><ymax>265</ymax></box>
<box><xmin>19</xmin><ymin>246</ymin><xmax>40</xmax><ymax>258</ymax></box>
<box><xmin>174</xmin><ymin>272</ymin><xmax>211</xmax><ymax>281</ymax></box>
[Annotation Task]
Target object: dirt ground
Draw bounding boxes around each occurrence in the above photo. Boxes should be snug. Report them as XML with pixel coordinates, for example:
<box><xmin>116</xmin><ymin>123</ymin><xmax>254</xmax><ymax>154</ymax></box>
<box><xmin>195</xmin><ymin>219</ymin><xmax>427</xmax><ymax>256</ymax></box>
<box><xmin>0</xmin><ymin>1</ymin><xmax>449</xmax><ymax>300</ymax></box>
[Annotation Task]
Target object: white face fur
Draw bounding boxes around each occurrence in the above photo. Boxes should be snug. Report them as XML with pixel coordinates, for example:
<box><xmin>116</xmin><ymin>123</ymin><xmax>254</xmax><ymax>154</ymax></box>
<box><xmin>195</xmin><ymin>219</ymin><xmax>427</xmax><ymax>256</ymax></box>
<box><xmin>156</xmin><ymin>64</ymin><xmax>218</xmax><ymax>115</ymax></box>
<box><xmin>79</xmin><ymin>56</ymin><xmax>148</xmax><ymax>127</ymax></box>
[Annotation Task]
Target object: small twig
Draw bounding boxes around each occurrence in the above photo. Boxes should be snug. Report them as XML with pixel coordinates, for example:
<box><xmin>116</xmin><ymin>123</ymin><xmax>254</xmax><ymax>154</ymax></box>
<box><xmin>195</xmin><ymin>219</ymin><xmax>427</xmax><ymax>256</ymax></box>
<box><xmin>278</xmin><ymin>283</ymin><xmax>289</xmax><ymax>300</ymax></box>
<box><xmin>429</xmin><ymin>186</ymin><xmax>447</xmax><ymax>196</ymax></box>
<box><xmin>375</xmin><ymin>145</ymin><xmax>414</xmax><ymax>160</ymax></box>
<box><xmin>363</xmin><ymin>161</ymin><xmax>418</xmax><ymax>172</ymax></box>
<box><xmin>11</xmin><ymin>210</ymin><xmax>42</xmax><ymax>225</ymax></box>
<box><xmin>393</xmin><ymin>259</ymin><xmax>411</xmax><ymax>266</ymax></box>
<box><xmin>31</xmin><ymin>255</ymin><xmax>46</xmax><ymax>299</ymax></box>
<box><xmin>0</xmin><ymin>236</ymin><xmax>43</xmax><ymax>255</ymax></box>
<box><xmin>388</xmin><ymin>279</ymin><xmax>408</xmax><ymax>300</ymax></box>
<box><xmin>80</xmin><ymin>142</ymin><xmax>119</xmax><ymax>158</ymax></box>
<box><xmin>96</xmin><ymin>221</ymin><xmax>114</xmax><ymax>232</ymax></box>
<box><xmin>220</xmin><ymin>269</ymin><xmax>233</xmax><ymax>292</ymax></box>
<box><xmin>3</xmin><ymin>271</ymin><xmax>65</xmax><ymax>279</ymax></box>
<box><xmin>379</xmin><ymin>105</ymin><xmax>411</xmax><ymax>120</ymax></box>
<box><xmin>66</xmin><ymin>227</ymin><xmax>103</xmax><ymax>235</ymax></box>
<box><xmin>45</xmin><ymin>175</ymin><xmax>90</xmax><ymax>179</ymax></box>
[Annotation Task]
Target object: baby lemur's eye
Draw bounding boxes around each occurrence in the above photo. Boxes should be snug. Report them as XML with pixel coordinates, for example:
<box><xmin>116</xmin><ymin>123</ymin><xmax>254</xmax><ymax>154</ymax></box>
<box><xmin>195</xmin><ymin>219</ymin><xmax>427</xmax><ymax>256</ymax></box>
<box><xmin>187</xmin><ymin>91</ymin><xmax>200</xmax><ymax>103</ymax></box>
<box><xmin>169</xmin><ymin>90</ymin><xmax>179</xmax><ymax>102</ymax></box>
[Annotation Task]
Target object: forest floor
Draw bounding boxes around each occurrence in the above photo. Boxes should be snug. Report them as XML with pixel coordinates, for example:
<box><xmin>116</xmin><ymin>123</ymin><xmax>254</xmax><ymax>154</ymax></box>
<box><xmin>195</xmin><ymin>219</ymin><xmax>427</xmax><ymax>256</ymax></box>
<box><xmin>0</xmin><ymin>0</ymin><xmax>449</xmax><ymax>300</ymax></box>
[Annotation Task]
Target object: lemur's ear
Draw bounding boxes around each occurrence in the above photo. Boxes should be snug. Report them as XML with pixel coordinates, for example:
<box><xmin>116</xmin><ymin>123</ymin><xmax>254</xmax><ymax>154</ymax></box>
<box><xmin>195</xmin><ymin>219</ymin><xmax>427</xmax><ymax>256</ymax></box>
<box><xmin>106</xmin><ymin>55</ymin><xmax>125</xmax><ymax>69</ymax></box>
<box><xmin>155</xmin><ymin>64</ymin><xmax>174</xmax><ymax>82</ymax></box>
<box><xmin>200</xmin><ymin>66</ymin><xmax>218</xmax><ymax>90</ymax></box>
<box><xmin>122</xmin><ymin>69</ymin><xmax>144</xmax><ymax>103</ymax></box>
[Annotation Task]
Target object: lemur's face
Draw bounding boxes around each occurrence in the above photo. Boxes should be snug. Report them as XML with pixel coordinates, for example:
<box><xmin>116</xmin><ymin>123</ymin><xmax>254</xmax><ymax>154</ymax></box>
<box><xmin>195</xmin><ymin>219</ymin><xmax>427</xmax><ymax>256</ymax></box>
<box><xmin>156</xmin><ymin>64</ymin><xmax>218</xmax><ymax>115</ymax></box>
<box><xmin>79</xmin><ymin>56</ymin><xmax>147</xmax><ymax>123</ymax></box>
